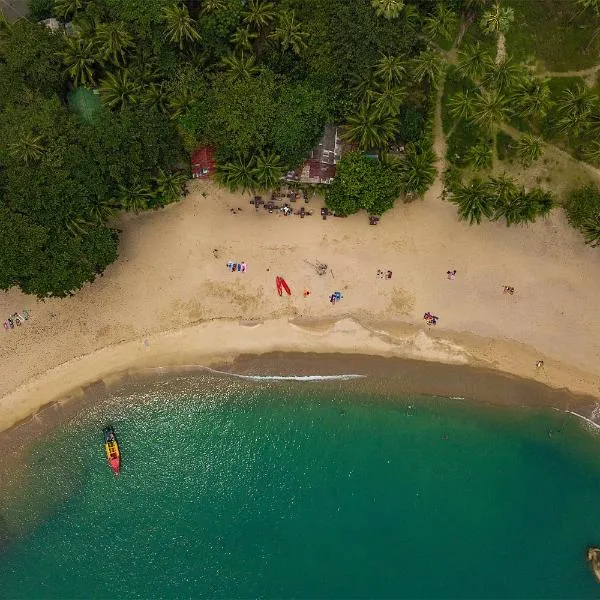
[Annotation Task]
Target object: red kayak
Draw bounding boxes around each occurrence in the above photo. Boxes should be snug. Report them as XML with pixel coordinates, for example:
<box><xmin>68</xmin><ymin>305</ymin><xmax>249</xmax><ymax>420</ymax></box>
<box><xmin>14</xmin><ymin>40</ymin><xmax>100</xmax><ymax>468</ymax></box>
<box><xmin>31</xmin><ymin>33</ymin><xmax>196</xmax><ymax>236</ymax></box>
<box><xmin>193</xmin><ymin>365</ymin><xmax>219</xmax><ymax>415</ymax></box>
<box><xmin>280</xmin><ymin>277</ymin><xmax>291</xmax><ymax>296</ymax></box>
<box><xmin>276</xmin><ymin>276</ymin><xmax>283</xmax><ymax>296</ymax></box>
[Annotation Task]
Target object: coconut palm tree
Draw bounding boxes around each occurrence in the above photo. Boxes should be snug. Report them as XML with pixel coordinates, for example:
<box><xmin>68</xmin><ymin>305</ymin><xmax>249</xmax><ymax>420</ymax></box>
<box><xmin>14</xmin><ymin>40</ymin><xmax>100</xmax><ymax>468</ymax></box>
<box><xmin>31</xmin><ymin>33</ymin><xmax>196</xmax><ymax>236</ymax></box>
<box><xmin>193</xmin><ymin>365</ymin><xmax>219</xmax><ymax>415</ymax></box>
<box><xmin>342</xmin><ymin>101</ymin><xmax>399</xmax><ymax>152</ymax></box>
<box><xmin>54</xmin><ymin>0</ymin><xmax>85</xmax><ymax>20</ymax></box>
<box><xmin>411</xmin><ymin>48</ymin><xmax>446</xmax><ymax>86</ymax></box>
<box><xmin>375</xmin><ymin>53</ymin><xmax>406</xmax><ymax>87</ymax></box>
<box><xmin>583</xmin><ymin>140</ymin><xmax>600</xmax><ymax>163</ymax></box>
<box><xmin>480</xmin><ymin>3</ymin><xmax>515</xmax><ymax>35</ymax></box>
<box><xmin>64</xmin><ymin>214</ymin><xmax>93</xmax><ymax>238</ymax></box>
<box><xmin>487</xmin><ymin>174</ymin><xmax>521</xmax><ymax>224</ymax></box>
<box><xmin>99</xmin><ymin>70</ymin><xmax>139</xmax><ymax>111</ymax></box>
<box><xmin>201</xmin><ymin>0</ymin><xmax>226</xmax><ymax>14</ymax></box>
<box><xmin>231</xmin><ymin>27</ymin><xmax>257</xmax><ymax>55</ymax></box>
<box><xmin>466</xmin><ymin>142</ymin><xmax>492</xmax><ymax>170</ymax></box>
<box><xmin>143</xmin><ymin>82</ymin><xmax>171</xmax><ymax>114</ymax></box>
<box><xmin>448</xmin><ymin>90</ymin><xmax>475</xmax><ymax>120</ymax></box>
<box><xmin>471</xmin><ymin>88</ymin><xmax>510</xmax><ymax>133</ymax></box>
<box><xmin>371</xmin><ymin>0</ymin><xmax>405</xmax><ymax>20</ymax></box>
<box><xmin>373</xmin><ymin>85</ymin><xmax>406</xmax><ymax>117</ymax></box>
<box><xmin>95</xmin><ymin>22</ymin><xmax>133</xmax><ymax>66</ymax></box>
<box><xmin>9</xmin><ymin>133</ymin><xmax>44</xmax><ymax>165</ymax></box>
<box><xmin>401</xmin><ymin>4</ymin><xmax>420</xmax><ymax>33</ymax></box>
<box><xmin>481</xmin><ymin>56</ymin><xmax>521</xmax><ymax>92</ymax></box>
<box><xmin>524</xmin><ymin>188</ymin><xmax>553</xmax><ymax>219</ymax></box>
<box><xmin>117</xmin><ymin>181</ymin><xmax>153</xmax><ymax>213</ymax></box>
<box><xmin>423</xmin><ymin>3</ymin><xmax>458</xmax><ymax>42</ymax></box>
<box><xmin>162</xmin><ymin>3</ymin><xmax>201</xmax><ymax>50</ymax></box>
<box><xmin>88</xmin><ymin>197</ymin><xmax>119</xmax><ymax>224</ymax></box>
<box><xmin>60</xmin><ymin>36</ymin><xmax>99</xmax><ymax>87</ymax></box>
<box><xmin>243</xmin><ymin>0</ymin><xmax>277</xmax><ymax>30</ymax></box>
<box><xmin>253</xmin><ymin>151</ymin><xmax>284</xmax><ymax>190</ymax></box>
<box><xmin>399</xmin><ymin>143</ymin><xmax>437</xmax><ymax>196</ymax></box>
<box><xmin>511</xmin><ymin>76</ymin><xmax>552</xmax><ymax>121</ymax></box>
<box><xmin>351</xmin><ymin>70</ymin><xmax>379</xmax><ymax>104</ymax></box>
<box><xmin>515</xmin><ymin>134</ymin><xmax>543</xmax><ymax>166</ymax></box>
<box><xmin>154</xmin><ymin>168</ymin><xmax>187</xmax><ymax>204</ymax></box>
<box><xmin>582</xmin><ymin>214</ymin><xmax>600</xmax><ymax>247</ymax></box>
<box><xmin>449</xmin><ymin>178</ymin><xmax>494</xmax><ymax>224</ymax></box>
<box><xmin>220</xmin><ymin>54</ymin><xmax>260</xmax><ymax>83</ymax></box>
<box><xmin>456</xmin><ymin>41</ymin><xmax>491</xmax><ymax>81</ymax></box>
<box><xmin>216</xmin><ymin>155</ymin><xmax>258</xmax><ymax>194</ymax></box>
<box><xmin>270</xmin><ymin>10</ymin><xmax>309</xmax><ymax>55</ymax></box>
<box><xmin>555</xmin><ymin>85</ymin><xmax>597</xmax><ymax>136</ymax></box>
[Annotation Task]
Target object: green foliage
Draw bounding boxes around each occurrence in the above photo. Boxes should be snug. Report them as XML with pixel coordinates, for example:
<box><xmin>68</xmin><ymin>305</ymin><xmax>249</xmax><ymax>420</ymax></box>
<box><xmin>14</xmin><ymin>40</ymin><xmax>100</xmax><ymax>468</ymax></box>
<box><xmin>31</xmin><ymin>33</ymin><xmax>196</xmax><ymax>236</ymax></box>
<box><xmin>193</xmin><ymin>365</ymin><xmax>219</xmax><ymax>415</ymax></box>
<box><xmin>28</xmin><ymin>0</ymin><xmax>55</xmax><ymax>20</ymax></box>
<box><xmin>582</xmin><ymin>214</ymin><xmax>600</xmax><ymax>247</ymax></box>
<box><xmin>396</xmin><ymin>105</ymin><xmax>426</xmax><ymax>143</ymax></box>
<box><xmin>104</xmin><ymin>0</ymin><xmax>174</xmax><ymax>29</ymax></box>
<box><xmin>449</xmin><ymin>175</ymin><xmax>553</xmax><ymax>226</ymax></box>
<box><xmin>496</xmin><ymin>130</ymin><xmax>516</xmax><ymax>161</ymax></box>
<box><xmin>397</xmin><ymin>141</ymin><xmax>437</xmax><ymax>197</ymax></box>
<box><xmin>325</xmin><ymin>152</ymin><xmax>402</xmax><ymax>215</ymax></box>
<box><xmin>0</xmin><ymin>21</ymin><xmax>65</xmax><ymax>108</ymax></box>
<box><xmin>565</xmin><ymin>185</ymin><xmax>600</xmax><ymax>229</ymax></box>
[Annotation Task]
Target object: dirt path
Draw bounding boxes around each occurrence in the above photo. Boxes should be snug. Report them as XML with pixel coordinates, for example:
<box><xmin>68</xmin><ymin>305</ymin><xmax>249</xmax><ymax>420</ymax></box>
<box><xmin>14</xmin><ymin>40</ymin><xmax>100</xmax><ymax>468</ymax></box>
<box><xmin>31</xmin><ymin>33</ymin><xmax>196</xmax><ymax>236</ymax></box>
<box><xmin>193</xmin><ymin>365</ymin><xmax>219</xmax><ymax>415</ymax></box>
<box><xmin>540</xmin><ymin>64</ymin><xmax>600</xmax><ymax>79</ymax></box>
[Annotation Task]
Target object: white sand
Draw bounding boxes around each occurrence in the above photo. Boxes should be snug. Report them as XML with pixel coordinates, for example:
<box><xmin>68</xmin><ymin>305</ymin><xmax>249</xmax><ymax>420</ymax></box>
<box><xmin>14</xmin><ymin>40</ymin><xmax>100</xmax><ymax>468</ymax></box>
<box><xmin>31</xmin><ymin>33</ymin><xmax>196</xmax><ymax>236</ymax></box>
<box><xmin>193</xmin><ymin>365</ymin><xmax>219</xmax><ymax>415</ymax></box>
<box><xmin>0</xmin><ymin>180</ymin><xmax>599</xmax><ymax>430</ymax></box>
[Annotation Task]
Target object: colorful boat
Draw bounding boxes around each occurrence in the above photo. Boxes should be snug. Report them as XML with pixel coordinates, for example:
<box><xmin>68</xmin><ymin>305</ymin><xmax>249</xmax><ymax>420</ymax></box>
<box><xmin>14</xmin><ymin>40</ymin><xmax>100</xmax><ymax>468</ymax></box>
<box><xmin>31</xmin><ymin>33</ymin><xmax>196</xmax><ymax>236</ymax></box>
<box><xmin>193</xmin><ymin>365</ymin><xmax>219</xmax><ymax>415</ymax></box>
<box><xmin>103</xmin><ymin>426</ymin><xmax>121</xmax><ymax>476</ymax></box>
<box><xmin>280</xmin><ymin>277</ymin><xmax>291</xmax><ymax>296</ymax></box>
<box><xmin>276</xmin><ymin>276</ymin><xmax>283</xmax><ymax>296</ymax></box>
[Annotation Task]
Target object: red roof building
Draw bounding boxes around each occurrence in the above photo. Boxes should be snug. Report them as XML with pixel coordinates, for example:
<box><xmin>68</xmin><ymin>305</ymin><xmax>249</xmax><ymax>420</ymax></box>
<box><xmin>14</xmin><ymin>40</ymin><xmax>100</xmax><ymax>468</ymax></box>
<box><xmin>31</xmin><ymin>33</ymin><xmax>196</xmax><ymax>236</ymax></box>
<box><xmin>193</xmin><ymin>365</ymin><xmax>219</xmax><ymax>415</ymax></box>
<box><xmin>191</xmin><ymin>146</ymin><xmax>216</xmax><ymax>179</ymax></box>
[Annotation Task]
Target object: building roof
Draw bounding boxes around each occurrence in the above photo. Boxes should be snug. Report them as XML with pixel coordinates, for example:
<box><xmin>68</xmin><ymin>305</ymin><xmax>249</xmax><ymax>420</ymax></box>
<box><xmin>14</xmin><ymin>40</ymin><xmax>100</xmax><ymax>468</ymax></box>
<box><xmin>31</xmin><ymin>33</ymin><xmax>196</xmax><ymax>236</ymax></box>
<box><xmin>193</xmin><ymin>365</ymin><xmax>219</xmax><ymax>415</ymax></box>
<box><xmin>191</xmin><ymin>146</ymin><xmax>216</xmax><ymax>178</ymax></box>
<box><xmin>308</xmin><ymin>125</ymin><xmax>341</xmax><ymax>166</ymax></box>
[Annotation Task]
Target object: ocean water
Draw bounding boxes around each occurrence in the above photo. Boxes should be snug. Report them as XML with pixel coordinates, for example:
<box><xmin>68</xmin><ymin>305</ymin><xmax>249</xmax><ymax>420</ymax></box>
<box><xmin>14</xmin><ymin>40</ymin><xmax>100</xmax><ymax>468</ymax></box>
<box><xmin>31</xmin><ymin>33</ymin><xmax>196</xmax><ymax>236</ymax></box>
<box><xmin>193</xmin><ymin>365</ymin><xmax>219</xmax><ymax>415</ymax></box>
<box><xmin>1</xmin><ymin>374</ymin><xmax>600</xmax><ymax>599</ymax></box>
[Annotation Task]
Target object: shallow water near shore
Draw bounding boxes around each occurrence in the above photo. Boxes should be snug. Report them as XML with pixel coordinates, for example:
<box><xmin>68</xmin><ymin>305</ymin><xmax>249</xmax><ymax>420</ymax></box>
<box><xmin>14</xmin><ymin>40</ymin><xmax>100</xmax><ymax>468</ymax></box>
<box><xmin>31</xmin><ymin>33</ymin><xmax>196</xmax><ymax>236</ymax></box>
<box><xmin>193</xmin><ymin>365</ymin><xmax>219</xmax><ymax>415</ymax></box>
<box><xmin>1</xmin><ymin>373</ymin><xmax>600</xmax><ymax>599</ymax></box>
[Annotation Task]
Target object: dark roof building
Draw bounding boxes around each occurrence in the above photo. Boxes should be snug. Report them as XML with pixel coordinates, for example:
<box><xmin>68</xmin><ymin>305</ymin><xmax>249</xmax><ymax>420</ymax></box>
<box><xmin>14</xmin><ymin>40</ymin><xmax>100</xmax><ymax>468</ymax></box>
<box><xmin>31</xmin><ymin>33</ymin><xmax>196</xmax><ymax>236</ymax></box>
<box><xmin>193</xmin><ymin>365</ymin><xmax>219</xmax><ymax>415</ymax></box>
<box><xmin>191</xmin><ymin>146</ymin><xmax>216</xmax><ymax>179</ymax></box>
<box><xmin>286</xmin><ymin>125</ymin><xmax>342</xmax><ymax>185</ymax></box>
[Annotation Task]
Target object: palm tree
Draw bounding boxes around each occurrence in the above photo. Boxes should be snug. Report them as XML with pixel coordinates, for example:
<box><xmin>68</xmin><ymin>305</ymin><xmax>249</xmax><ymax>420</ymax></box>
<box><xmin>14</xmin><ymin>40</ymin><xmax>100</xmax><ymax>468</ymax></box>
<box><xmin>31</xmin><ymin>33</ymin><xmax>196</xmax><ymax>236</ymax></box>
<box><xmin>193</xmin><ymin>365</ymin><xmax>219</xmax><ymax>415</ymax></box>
<box><xmin>95</xmin><ymin>22</ymin><xmax>133</xmax><ymax>66</ymax></box>
<box><xmin>143</xmin><ymin>82</ymin><xmax>171</xmax><ymax>114</ymax></box>
<box><xmin>216</xmin><ymin>155</ymin><xmax>258</xmax><ymax>194</ymax></box>
<box><xmin>399</xmin><ymin>143</ymin><xmax>437</xmax><ymax>196</ymax></box>
<box><xmin>466</xmin><ymin>142</ymin><xmax>492</xmax><ymax>170</ymax></box>
<box><xmin>481</xmin><ymin>56</ymin><xmax>521</xmax><ymax>92</ymax></box>
<box><xmin>411</xmin><ymin>48</ymin><xmax>446</xmax><ymax>86</ymax></box>
<box><xmin>253</xmin><ymin>151</ymin><xmax>284</xmax><ymax>190</ymax></box>
<box><xmin>456</xmin><ymin>41</ymin><xmax>491</xmax><ymax>80</ymax></box>
<box><xmin>487</xmin><ymin>174</ymin><xmax>520</xmax><ymax>225</ymax></box>
<box><xmin>480</xmin><ymin>3</ymin><xmax>515</xmax><ymax>35</ymax></box>
<box><xmin>371</xmin><ymin>0</ymin><xmax>405</xmax><ymax>20</ymax></box>
<box><xmin>449</xmin><ymin>178</ymin><xmax>494</xmax><ymax>224</ymax></box>
<box><xmin>375</xmin><ymin>53</ymin><xmax>406</xmax><ymax>87</ymax></box>
<box><xmin>220</xmin><ymin>54</ymin><xmax>260</xmax><ymax>83</ymax></box>
<box><xmin>373</xmin><ymin>85</ymin><xmax>406</xmax><ymax>117</ymax></box>
<box><xmin>9</xmin><ymin>133</ymin><xmax>44</xmax><ymax>164</ymax></box>
<box><xmin>231</xmin><ymin>27</ymin><xmax>257</xmax><ymax>54</ymax></box>
<box><xmin>154</xmin><ymin>168</ymin><xmax>187</xmax><ymax>204</ymax></box>
<box><xmin>64</xmin><ymin>214</ymin><xmax>93</xmax><ymax>239</ymax></box>
<box><xmin>351</xmin><ymin>70</ymin><xmax>379</xmax><ymax>104</ymax></box>
<box><xmin>162</xmin><ymin>3</ymin><xmax>201</xmax><ymax>50</ymax></box>
<box><xmin>423</xmin><ymin>3</ymin><xmax>458</xmax><ymax>42</ymax></box>
<box><xmin>471</xmin><ymin>88</ymin><xmax>510</xmax><ymax>133</ymax></box>
<box><xmin>342</xmin><ymin>101</ymin><xmax>399</xmax><ymax>152</ymax></box>
<box><xmin>524</xmin><ymin>188</ymin><xmax>553</xmax><ymax>219</ymax></box>
<box><xmin>401</xmin><ymin>4</ymin><xmax>420</xmax><ymax>33</ymax></box>
<box><xmin>117</xmin><ymin>182</ymin><xmax>153</xmax><ymax>213</ymax></box>
<box><xmin>555</xmin><ymin>85</ymin><xmax>596</xmax><ymax>136</ymax></box>
<box><xmin>516</xmin><ymin>134</ymin><xmax>543</xmax><ymax>166</ymax></box>
<box><xmin>583</xmin><ymin>140</ymin><xmax>600</xmax><ymax>163</ymax></box>
<box><xmin>243</xmin><ymin>0</ymin><xmax>277</xmax><ymax>30</ymax></box>
<box><xmin>511</xmin><ymin>76</ymin><xmax>552</xmax><ymax>121</ymax></box>
<box><xmin>99</xmin><ymin>70</ymin><xmax>139</xmax><ymax>111</ymax></box>
<box><xmin>582</xmin><ymin>214</ymin><xmax>600</xmax><ymax>247</ymax></box>
<box><xmin>201</xmin><ymin>0</ymin><xmax>226</xmax><ymax>14</ymax></box>
<box><xmin>448</xmin><ymin>90</ymin><xmax>475</xmax><ymax>120</ymax></box>
<box><xmin>54</xmin><ymin>0</ymin><xmax>85</xmax><ymax>20</ymax></box>
<box><xmin>270</xmin><ymin>10</ymin><xmax>309</xmax><ymax>55</ymax></box>
<box><xmin>60</xmin><ymin>36</ymin><xmax>98</xmax><ymax>87</ymax></box>
<box><xmin>88</xmin><ymin>197</ymin><xmax>119</xmax><ymax>224</ymax></box>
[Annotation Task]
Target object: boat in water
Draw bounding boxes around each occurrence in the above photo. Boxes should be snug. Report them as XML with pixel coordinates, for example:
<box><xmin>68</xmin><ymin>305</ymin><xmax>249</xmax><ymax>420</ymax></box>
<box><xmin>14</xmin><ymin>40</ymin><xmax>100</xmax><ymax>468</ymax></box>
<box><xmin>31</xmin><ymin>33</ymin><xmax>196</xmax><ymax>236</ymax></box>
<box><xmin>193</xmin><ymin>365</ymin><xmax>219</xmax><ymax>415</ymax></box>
<box><xmin>103</xmin><ymin>426</ymin><xmax>121</xmax><ymax>476</ymax></box>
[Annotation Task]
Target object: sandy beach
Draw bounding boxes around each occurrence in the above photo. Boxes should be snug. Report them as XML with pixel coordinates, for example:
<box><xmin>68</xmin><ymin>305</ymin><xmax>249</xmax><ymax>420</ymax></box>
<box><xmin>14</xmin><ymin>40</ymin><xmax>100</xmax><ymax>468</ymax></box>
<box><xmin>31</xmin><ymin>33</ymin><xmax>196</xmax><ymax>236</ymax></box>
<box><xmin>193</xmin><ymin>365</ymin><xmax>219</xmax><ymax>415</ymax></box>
<box><xmin>1</xmin><ymin>180</ymin><xmax>599</xmax><ymax>431</ymax></box>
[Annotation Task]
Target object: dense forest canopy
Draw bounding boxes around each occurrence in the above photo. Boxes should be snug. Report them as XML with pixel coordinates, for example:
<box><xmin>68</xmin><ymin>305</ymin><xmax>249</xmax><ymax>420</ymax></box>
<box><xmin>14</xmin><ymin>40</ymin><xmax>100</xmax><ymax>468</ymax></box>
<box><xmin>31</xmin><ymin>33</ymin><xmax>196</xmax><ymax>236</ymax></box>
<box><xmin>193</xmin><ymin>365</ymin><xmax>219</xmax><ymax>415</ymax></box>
<box><xmin>1</xmin><ymin>0</ymin><xmax>599</xmax><ymax>297</ymax></box>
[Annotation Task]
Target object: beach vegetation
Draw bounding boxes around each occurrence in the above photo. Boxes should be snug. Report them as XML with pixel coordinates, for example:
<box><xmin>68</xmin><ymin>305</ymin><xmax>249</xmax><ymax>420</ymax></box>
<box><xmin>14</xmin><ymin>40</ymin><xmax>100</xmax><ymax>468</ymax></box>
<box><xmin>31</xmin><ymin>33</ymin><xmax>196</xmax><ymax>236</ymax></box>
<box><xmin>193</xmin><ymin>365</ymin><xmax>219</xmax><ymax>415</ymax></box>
<box><xmin>565</xmin><ymin>185</ymin><xmax>600</xmax><ymax>231</ymax></box>
<box><xmin>325</xmin><ymin>152</ymin><xmax>402</xmax><ymax>216</ymax></box>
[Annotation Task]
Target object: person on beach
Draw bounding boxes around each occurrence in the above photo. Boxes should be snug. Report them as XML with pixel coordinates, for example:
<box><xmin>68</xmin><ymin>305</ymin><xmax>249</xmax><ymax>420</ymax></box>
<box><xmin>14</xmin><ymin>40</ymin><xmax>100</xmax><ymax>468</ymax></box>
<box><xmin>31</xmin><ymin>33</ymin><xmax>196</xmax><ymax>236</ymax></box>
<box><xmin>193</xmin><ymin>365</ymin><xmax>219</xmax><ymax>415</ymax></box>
<box><xmin>536</xmin><ymin>360</ymin><xmax>544</xmax><ymax>369</ymax></box>
<box><xmin>447</xmin><ymin>270</ymin><xmax>456</xmax><ymax>280</ymax></box>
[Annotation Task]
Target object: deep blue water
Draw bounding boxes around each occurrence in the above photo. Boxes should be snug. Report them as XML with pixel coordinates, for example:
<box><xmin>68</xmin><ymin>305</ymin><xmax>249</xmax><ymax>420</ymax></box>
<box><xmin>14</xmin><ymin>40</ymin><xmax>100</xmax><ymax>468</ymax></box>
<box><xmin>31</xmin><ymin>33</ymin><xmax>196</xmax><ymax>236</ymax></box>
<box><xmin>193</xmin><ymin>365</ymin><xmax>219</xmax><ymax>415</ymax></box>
<box><xmin>0</xmin><ymin>376</ymin><xmax>599</xmax><ymax>598</ymax></box>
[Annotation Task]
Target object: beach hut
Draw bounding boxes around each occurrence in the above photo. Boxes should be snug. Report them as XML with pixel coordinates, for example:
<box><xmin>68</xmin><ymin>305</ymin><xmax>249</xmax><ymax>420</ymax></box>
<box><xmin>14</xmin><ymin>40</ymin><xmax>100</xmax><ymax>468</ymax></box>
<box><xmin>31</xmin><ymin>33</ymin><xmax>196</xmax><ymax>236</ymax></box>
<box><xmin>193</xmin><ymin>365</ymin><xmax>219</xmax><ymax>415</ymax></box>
<box><xmin>191</xmin><ymin>146</ymin><xmax>216</xmax><ymax>179</ymax></box>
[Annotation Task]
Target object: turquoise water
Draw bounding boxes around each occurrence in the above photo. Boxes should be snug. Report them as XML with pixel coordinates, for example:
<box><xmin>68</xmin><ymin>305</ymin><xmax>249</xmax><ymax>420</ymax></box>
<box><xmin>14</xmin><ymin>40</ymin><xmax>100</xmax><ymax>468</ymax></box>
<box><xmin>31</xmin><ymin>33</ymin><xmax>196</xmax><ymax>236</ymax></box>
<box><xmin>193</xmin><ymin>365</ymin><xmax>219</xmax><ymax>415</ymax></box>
<box><xmin>1</xmin><ymin>376</ymin><xmax>600</xmax><ymax>598</ymax></box>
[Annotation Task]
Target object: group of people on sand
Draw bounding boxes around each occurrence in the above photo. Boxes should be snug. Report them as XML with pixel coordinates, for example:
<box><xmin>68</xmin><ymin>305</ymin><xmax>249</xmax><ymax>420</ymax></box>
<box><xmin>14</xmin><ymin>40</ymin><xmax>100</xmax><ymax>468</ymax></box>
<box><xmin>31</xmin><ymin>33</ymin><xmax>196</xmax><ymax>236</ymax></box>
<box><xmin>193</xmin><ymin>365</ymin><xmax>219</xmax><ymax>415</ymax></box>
<box><xmin>3</xmin><ymin>310</ymin><xmax>29</xmax><ymax>330</ymax></box>
<box><xmin>376</xmin><ymin>269</ymin><xmax>392</xmax><ymax>279</ymax></box>
<box><xmin>423</xmin><ymin>312</ymin><xmax>439</xmax><ymax>326</ymax></box>
<box><xmin>227</xmin><ymin>260</ymin><xmax>247</xmax><ymax>272</ymax></box>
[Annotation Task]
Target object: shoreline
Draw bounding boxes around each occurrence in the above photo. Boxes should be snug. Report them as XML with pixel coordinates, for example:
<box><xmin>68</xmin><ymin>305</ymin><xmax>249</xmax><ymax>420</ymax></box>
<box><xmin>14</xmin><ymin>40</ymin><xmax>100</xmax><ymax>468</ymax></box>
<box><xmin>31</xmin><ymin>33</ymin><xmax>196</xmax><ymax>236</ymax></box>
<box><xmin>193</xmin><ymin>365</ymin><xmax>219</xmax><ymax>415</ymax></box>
<box><xmin>1</xmin><ymin>315</ymin><xmax>599</xmax><ymax>436</ymax></box>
